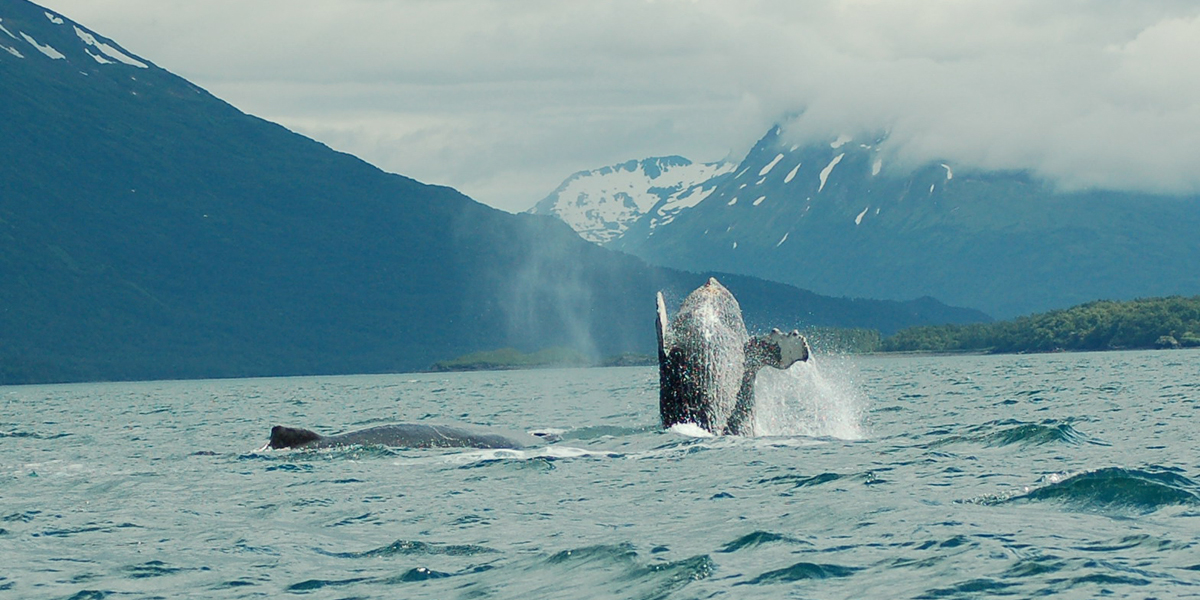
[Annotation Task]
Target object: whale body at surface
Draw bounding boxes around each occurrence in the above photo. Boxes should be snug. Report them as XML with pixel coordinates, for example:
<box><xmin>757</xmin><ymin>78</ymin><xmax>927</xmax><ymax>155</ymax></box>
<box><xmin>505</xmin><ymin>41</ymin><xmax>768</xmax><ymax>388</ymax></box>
<box><xmin>267</xmin><ymin>423</ymin><xmax>542</xmax><ymax>450</ymax></box>
<box><xmin>657</xmin><ymin>277</ymin><xmax>810</xmax><ymax>435</ymax></box>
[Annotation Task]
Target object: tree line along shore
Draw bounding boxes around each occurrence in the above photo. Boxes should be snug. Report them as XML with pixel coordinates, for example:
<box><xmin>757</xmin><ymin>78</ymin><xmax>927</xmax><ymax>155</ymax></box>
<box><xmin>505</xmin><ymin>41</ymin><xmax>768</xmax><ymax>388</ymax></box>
<box><xmin>812</xmin><ymin>295</ymin><xmax>1200</xmax><ymax>355</ymax></box>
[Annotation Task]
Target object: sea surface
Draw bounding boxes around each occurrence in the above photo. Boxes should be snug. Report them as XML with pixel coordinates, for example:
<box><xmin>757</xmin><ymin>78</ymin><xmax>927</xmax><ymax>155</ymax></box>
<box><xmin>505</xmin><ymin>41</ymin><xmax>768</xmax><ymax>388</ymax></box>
<box><xmin>3</xmin><ymin>350</ymin><xmax>1199</xmax><ymax>599</ymax></box>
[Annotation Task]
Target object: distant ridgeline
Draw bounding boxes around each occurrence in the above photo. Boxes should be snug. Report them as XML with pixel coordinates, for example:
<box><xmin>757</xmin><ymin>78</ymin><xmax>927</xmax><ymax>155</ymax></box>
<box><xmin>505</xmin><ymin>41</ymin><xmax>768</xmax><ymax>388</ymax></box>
<box><xmin>878</xmin><ymin>296</ymin><xmax>1200</xmax><ymax>354</ymax></box>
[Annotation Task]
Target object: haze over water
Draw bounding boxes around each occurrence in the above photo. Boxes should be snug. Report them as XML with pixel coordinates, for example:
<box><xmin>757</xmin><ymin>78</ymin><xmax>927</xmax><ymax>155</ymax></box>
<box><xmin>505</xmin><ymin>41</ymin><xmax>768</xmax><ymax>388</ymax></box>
<box><xmin>3</xmin><ymin>350</ymin><xmax>1198</xmax><ymax>598</ymax></box>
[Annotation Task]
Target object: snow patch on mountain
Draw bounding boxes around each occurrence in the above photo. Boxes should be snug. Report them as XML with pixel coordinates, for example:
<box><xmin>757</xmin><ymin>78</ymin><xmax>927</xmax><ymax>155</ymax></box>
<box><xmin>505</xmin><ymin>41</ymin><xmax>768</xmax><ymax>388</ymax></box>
<box><xmin>1</xmin><ymin>8</ymin><xmax>150</xmax><ymax>70</ymax></box>
<box><xmin>819</xmin><ymin>153</ymin><xmax>845</xmax><ymax>192</ymax></box>
<box><xmin>20</xmin><ymin>31</ymin><xmax>63</xmax><ymax>59</ymax></box>
<box><xmin>74</xmin><ymin>25</ymin><xmax>147</xmax><ymax>68</ymax></box>
<box><xmin>527</xmin><ymin>156</ymin><xmax>734</xmax><ymax>244</ymax></box>
<box><xmin>0</xmin><ymin>18</ymin><xmax>18</xmax><ymax>40</ymax></box>
<box><xmin>759</xmin><ymin>153</ymin><xmax>784</xmax><ymax>176</ymax></box>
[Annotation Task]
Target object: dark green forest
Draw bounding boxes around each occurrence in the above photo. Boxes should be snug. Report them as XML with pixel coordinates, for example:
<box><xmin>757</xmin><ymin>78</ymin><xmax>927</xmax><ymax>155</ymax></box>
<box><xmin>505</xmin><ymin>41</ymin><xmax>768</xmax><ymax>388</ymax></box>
<box><xmin>877</xmin><ymin>296</ymin><xmax>1200</xmax><ymax>354</ymax></box>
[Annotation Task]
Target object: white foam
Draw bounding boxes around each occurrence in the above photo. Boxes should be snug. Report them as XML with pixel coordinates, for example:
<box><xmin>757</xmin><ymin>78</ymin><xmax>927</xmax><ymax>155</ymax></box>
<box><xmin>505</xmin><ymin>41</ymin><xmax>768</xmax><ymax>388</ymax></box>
<box><xmin>751</xmin><ymin>357</ymin><xmax>867</xmax><ymax>440</ymax></box>
<box><xmin>732</xmin><ymin>241</ymin><xmax>738</xmax><ymax>249</ymax></box>
<box><xmin>776</xmin><ymin>232</ymin><xmax>789</xmax><ymax>247</ymax></box>
<box><xmin>941</xmin><ymin>163</ymin><xmax>953</xmax><ymax>180</ymax></box>
<box><xmin>855</xmin><ymin>206</ymin><xmax>869</xmax><ymax>225</ymax></box>
<box><xmin>2</xmin><ymin>45</ymin><xmax>22</xmax><ymax>58</ymax></box>
<box><xmin>872</xmin><ymin>158</ymin><xmax>882</xmax><ymax>176</ymax></box>
<box><xmin>930</xmin><ymin>184</ymin><xmax>936</xmax><ymax>193</ymax></box>
<box><xmin>669</xmin><ymin>422</ymin><xmax>714</xmax><ymax>438</ymax></box>
<box><xmin>432</xmin><ymin>445</ymin><xmax>622</xmax><ymax>466</ymax></box>
<box><xmin>759</xmin><ymin>153</ymin><xmax>784</xmax><ymax>176</ymax></box>
<box><xmin>73</xmin><ymin>26</ymin><xmax>147</xmax><ymax>68</ymax></box>
<box><xmin>818</xmin><ymin>153</ymin><xmax>844</xmax><ymax>193</ymax></box>
<box><xmin>727</xmin><ymin>196</ymin><xmax>738</xmax><ymax>206</ymax></box>
<box><xmin>753</xmin><ymin>195</ymin><xmax>766</xmax><ymax>206</ymax></box>
<box><xmin>831</xmin><ymin>134</ymin><xmax>853</xmax><ymax>148</ymax></box>
<box><xmin>20</xmin><ymin>32</ymin><xmax>65</xmax><ymax>59</ymax></box>
<box><xmin>784</xmin><ymin>163</ymin><xmax>801</xmax><ymax>183</ymax></box>
<box><xmin>45</xmin><ymin>12</ymin><xmax>64</xmax><ymax>25</ymax></box>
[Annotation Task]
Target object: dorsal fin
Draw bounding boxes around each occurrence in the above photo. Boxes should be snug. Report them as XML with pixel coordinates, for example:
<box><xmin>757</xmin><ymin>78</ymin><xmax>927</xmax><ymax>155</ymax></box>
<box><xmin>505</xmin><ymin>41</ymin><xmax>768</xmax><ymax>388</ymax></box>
<box><xmin>269</xmin><ymin>425</ymin><xmax>323</xmax><ymax>449</ymax></box>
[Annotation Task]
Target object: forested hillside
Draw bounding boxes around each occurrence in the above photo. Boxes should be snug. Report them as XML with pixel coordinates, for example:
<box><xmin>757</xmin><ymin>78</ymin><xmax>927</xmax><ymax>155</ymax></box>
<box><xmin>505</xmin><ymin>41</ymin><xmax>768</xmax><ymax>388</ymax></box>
<box><xmin>882</xmin><ymin>297</ymin><xmax>1200</xmax><ymax>354</ymax></box>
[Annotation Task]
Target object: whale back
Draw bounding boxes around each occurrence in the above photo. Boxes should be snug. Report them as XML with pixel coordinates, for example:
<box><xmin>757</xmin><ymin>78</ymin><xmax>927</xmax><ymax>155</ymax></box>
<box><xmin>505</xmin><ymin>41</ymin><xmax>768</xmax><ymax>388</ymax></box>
<box><xmin>268</xmin><ymin>423</ymin><xmax>535</xmax><ymax>450</ymax></box>
<box><xmin>658</xmin><ymin>278</ymin><xmax>749</xmax><ymax>433</ymax></box>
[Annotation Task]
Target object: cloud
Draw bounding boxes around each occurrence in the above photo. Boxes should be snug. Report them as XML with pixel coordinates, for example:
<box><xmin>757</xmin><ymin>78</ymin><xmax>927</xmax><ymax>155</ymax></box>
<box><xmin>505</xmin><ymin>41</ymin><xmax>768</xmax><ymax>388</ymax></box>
<box><xmin>38</xmin><ymin>0</ymin><xmax>1200</xmax><ymax>209</ymax></box>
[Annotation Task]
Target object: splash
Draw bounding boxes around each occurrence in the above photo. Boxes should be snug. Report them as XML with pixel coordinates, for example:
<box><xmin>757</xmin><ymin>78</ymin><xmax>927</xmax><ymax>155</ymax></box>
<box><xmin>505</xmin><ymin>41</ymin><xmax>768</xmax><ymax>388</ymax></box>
<box><xmin>750</xmin><ymin>355</ymin><xmax>867</xmax><ymax>440</ymax></box>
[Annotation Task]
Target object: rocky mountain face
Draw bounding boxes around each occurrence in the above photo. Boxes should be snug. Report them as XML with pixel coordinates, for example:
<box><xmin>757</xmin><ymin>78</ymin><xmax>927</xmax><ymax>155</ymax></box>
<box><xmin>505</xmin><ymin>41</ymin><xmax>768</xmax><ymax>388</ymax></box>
<box><xmin>0</xmin><ymin>1</ymin><xmax>987</xmax><ymax>383</ymax></box>
<box><xmin>556</xmin><ymin>126</ymin><xmax>1200</xmax><ymax>318</ymax></box>
<box><xmin>526</xmin><ymin>156</ymin><xmax>734</xmax><ymax>244</ymax></box>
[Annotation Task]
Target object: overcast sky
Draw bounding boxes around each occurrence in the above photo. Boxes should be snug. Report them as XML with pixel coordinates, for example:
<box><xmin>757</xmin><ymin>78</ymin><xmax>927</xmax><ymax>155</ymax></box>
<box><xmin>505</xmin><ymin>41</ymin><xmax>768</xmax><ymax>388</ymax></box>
<box><xmin>38</xmin><ymin>0</ymin><xmax>1200</xmax><ymax>212</ymax></box>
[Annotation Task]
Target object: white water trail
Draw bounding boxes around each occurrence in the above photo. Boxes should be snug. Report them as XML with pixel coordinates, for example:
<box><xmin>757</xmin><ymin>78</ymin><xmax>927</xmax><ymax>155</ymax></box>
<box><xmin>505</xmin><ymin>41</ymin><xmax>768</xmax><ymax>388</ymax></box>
<box><xmin>751</xmin><ymin>354</ymin><xmax>868</xmax><ymax>440</ymax></box>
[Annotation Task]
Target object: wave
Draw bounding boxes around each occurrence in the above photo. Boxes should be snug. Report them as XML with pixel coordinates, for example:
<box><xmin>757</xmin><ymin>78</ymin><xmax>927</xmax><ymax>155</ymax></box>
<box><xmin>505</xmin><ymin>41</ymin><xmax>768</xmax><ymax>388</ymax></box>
<box><xmin>758</xmin><ymin>470</ymin><xmax>885</xmax><ymax>489</ymax></box>
<box><xmin>287</xmin><ymin>542</ymin><xmax>713</xmax><ymax>599</ymax></box>
<box><xmin>317</xmin><ymin>539</ymin><xmax>498</xmax><ymax>559</ymax></box>
<box><xmin>718</xmin><ymin>530</ymin><xmax>811</xmax><ymax>553</ymax></box>
<box><xmin>987</xmin><ymin>467</ymin><xmax>1200</xmax><ymax>514</ymax></box>
<box><xmin>927</xmin><ymin>419</ymin><xmax>1101</xmax><ymax>449</ymax></box>
<box><xmin>740</xmin><ymin>561</ymin><xmax>860</xmax><ymax>584</ymax></box>
<box><xmin>0</xmin><ymin>430</ymin><xmax>71</xmax><ymax>440</ymax></box>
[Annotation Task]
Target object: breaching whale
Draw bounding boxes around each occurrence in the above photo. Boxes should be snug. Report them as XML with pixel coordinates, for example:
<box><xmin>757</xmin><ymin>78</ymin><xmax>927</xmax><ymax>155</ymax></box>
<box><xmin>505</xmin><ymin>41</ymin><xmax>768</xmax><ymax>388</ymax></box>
<box><xmin>266</xmin><ymin>423</ymin><xmax>543</xmax><ymax>450</ymax></box>
<box><xmin>657</xmin><ymin>277</ymin><xmax>810</xmax><ymax>435</ymax></box>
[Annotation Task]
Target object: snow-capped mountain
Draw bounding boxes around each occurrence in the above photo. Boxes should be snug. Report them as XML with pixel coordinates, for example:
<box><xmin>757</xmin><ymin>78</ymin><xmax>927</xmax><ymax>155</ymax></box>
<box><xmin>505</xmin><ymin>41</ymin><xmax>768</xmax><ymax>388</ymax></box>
<box><xmin>526</xmin><ymin>156</ymin><xmax>734</xmax><ymax>244</ymax></box>
<box><xmin>606</xmin><ymin>126</ymin><xmax>1200</xmax><ymax>318</ymax></box>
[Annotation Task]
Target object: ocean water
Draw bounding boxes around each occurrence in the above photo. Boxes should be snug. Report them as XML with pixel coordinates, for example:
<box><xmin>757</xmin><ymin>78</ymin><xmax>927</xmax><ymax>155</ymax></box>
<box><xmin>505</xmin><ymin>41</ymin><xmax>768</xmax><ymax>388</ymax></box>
<box><xmin>2</xmin><ymin>349</ymin><xmax>1199</xmax><ymax>599</ymax></box>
